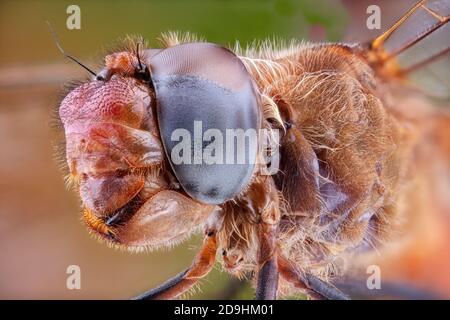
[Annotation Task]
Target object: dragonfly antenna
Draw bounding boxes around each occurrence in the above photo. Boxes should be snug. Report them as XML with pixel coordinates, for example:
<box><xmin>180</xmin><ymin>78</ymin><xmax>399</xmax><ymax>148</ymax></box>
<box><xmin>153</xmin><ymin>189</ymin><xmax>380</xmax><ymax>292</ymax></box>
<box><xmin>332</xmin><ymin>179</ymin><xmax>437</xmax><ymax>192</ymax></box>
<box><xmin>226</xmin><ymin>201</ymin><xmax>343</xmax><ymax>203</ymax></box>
<box><xmin>46</xmin><ymin>21</ymin><xmax>97</xmax><ymax>77</ymax></box>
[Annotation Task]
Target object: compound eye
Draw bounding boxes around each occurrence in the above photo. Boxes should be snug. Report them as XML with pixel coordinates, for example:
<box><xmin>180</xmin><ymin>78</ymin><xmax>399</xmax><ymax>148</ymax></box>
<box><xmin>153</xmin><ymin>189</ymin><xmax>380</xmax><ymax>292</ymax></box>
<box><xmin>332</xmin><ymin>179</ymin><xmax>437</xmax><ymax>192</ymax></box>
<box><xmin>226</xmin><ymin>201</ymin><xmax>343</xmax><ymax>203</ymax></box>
<box><xmin>150</xmin><ymin>43</ymin><xmax>261</xmax><ymax>205</ymax></box>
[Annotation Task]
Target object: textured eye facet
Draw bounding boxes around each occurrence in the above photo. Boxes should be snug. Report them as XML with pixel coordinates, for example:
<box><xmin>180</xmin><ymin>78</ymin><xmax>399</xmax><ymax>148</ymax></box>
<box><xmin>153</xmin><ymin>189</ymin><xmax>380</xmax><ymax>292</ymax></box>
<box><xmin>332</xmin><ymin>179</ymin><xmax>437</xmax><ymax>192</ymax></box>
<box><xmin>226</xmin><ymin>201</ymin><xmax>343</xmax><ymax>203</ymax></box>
<box><xmin>150</xmin><ymin>43</ymin><xmax>261</xmax><ymax>204</ymax></box>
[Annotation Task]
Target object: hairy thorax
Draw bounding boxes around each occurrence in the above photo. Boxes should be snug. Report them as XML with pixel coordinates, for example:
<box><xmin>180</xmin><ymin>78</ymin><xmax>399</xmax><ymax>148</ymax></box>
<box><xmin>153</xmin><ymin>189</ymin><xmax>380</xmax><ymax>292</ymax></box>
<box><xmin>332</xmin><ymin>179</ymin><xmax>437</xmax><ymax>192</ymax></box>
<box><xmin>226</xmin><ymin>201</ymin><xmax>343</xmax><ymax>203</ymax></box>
<box><xmin>219</xmin><ymin>42</ymin><xmax>413</xmax><ymax>282</ymax></box>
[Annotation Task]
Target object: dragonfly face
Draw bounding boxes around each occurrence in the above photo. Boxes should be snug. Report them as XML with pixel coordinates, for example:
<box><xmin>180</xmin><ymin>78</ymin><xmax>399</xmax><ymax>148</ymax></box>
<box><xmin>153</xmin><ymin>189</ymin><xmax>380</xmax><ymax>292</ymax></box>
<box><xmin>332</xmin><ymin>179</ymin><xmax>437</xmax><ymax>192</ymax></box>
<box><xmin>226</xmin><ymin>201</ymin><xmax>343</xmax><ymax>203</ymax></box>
<box><xmin>60</xmin><ymin>74</ymin><xmax>161</xmax><ymax>215</ymax></box>
<box><xmin>60</xmin><ymin>71</ymin><xmax>220</xmax><ymax>247</ymax></box>
<box><xmin>59</xmin><ymin>45</ymin><xmax>261</xmax><ymax>249</ymax></box>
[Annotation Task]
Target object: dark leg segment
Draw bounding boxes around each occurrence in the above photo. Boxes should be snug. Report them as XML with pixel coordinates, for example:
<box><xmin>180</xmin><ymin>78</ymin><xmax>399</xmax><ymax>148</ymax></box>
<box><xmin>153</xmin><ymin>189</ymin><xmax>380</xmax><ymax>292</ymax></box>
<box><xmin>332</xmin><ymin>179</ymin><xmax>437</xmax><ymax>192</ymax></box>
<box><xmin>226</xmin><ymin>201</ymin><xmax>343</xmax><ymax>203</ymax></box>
<box><xmin>134</xmin><ymin>211</ymin><xmax>222</xmax><ymax>300</ymax></box>
<box><xmin>256</xmin><ymin>199</ymin><xmax>281</xmax><ymax>300</ymax></box>
<box><xmin>278</xmin><ymin>255</ymin><xmax>350</xmax><ymax>300</ymax></box>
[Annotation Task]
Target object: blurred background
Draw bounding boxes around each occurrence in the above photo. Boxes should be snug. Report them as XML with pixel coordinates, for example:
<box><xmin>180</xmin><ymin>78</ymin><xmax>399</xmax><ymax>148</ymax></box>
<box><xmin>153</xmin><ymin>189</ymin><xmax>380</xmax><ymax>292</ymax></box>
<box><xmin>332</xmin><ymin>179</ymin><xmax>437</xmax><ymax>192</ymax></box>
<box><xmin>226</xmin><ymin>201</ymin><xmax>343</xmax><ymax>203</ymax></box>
<box><xmin>0</xmin><ymin>0</ymin><xmax>448</xmax><ymax>299</ymax></box>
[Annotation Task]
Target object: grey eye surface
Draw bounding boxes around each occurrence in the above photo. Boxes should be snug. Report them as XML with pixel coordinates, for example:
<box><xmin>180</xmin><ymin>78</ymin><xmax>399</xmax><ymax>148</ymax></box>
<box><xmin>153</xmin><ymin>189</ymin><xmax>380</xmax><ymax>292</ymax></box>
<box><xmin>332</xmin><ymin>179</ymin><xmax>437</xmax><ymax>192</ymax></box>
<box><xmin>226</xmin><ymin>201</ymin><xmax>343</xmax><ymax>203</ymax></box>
<box><xmin>151</xmin><ymin>43</ymin><xmax>261</xmax><ymax>204</ymax></box>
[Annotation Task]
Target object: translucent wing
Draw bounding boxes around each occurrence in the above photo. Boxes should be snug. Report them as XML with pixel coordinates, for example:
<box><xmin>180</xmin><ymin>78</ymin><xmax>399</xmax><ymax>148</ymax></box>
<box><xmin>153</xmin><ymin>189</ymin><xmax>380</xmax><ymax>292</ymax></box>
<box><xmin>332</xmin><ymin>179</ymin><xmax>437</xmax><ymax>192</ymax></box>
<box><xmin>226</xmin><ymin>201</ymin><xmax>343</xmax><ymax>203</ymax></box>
<box><xmin>364</xmin><ymin>0</ymin><xmax>450</xmax><ymax>97</ymax></box>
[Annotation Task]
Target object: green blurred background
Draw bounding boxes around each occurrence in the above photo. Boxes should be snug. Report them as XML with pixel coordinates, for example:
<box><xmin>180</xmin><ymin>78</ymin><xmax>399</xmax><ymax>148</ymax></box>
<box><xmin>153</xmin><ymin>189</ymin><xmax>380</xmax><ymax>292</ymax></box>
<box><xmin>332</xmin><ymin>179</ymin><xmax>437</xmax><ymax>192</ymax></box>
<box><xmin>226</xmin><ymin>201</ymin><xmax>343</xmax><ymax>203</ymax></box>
<box><xmin>0</xmin><ymin>0</ymin><xmax>429</xmax><ymax>299</ymax></box>
<box><xmin>0</xmin><ymin>0</ymin><xmax>348</xmax><ymax>67</ymax></box>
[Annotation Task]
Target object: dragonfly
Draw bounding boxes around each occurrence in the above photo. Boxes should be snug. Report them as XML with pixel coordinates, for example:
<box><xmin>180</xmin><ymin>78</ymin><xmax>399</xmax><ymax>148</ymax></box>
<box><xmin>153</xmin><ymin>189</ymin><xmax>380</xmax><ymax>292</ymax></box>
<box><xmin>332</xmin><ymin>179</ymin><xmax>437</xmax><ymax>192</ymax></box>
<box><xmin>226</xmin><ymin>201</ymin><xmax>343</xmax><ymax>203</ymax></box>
<box><xmin>55</xmin><ymin>0</ymin><xmax>450</xmax><ymax>299</ymax></box>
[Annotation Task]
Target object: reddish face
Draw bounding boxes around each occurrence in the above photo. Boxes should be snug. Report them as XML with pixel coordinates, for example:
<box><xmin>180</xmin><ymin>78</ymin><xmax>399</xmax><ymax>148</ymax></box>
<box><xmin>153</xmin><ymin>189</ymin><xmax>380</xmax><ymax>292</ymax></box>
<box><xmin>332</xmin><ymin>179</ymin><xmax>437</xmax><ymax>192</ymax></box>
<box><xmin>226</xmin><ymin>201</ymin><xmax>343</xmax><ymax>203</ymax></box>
<box><xmin>59</xmin><ymin>51</ymin><xmax>216</xmax><ymax>249</ymax></box>
<box><xmin>60</xmin><ymin>76</ymin><xmax>162</xmax><ymax>214</ymax></box>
